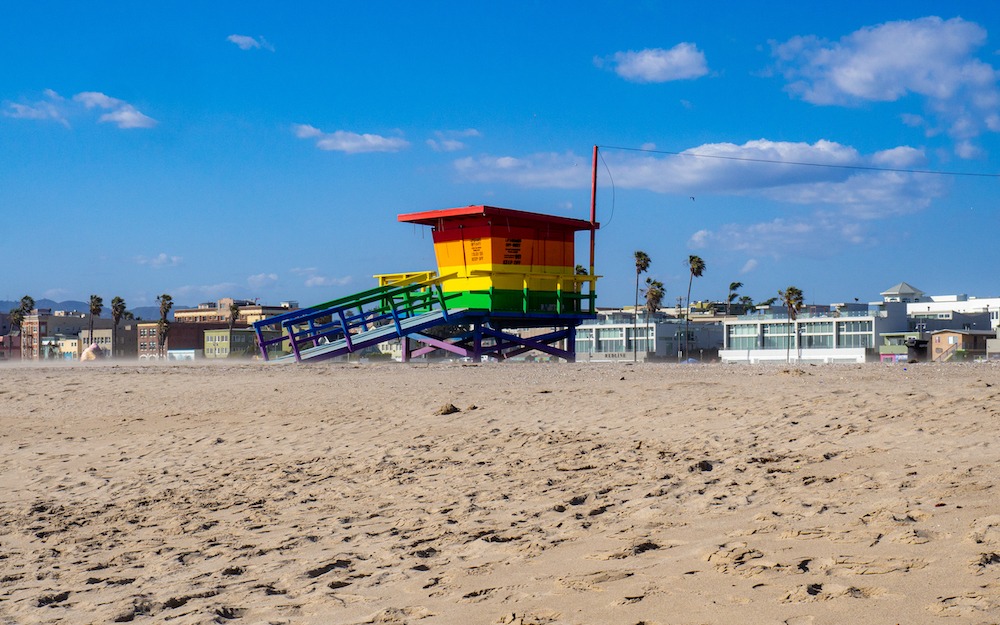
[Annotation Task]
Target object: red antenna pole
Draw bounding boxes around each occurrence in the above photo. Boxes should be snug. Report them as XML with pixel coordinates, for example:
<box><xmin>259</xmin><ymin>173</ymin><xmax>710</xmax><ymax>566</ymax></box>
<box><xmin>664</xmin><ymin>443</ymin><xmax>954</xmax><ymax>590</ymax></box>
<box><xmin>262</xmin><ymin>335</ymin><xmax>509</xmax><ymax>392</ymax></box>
<box><xmin>589</xmin><ymin>144</ymin><xmax>598</xmax><ymax>275</ymax></box>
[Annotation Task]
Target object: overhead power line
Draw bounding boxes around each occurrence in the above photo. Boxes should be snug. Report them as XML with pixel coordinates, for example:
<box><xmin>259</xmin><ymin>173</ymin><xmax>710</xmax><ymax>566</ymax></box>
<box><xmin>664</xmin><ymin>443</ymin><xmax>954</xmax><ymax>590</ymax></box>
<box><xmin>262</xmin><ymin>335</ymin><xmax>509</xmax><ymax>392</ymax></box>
<box><xmin>598</xmin><ymin>144</ymin><xmax>1000</xmax><ymax>179</ymax></box>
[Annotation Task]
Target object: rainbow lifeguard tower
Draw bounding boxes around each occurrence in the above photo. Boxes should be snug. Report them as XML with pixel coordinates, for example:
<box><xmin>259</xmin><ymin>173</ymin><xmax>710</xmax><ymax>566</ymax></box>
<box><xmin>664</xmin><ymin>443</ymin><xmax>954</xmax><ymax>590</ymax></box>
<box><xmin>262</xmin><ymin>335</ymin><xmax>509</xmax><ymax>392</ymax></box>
<box><xmin>253</xmin><ymin>205</ymin><xmax>598</xmax><ymax>362</ymax></box>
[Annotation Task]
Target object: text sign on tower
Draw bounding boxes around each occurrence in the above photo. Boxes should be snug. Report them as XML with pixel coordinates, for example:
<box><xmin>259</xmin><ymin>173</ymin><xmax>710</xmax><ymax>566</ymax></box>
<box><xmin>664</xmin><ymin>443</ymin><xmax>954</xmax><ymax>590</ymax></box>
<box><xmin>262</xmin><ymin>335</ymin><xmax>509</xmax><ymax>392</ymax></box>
<box><xmin>503</xmin><ymin>238</ymin><xmax>522</xmax><ymax>265</ymax></box>
<box><xmin>469</xmin><ymin>238</ymin><xmax>483</xmax><ymax>263</ymax></box>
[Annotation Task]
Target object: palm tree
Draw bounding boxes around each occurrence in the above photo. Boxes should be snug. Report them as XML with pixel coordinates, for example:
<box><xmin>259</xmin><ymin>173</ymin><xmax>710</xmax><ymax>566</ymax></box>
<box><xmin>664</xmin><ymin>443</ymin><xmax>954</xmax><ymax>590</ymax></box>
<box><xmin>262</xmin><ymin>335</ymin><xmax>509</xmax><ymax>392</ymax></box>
<box><xmin>111</xmin><ymin>296</ymin><xmax>126</xmax><ymax>359</ymax></box>
<box><xmin>88</xmin><ymin>295</ymin><xmax>103</xmax><ymax>350</ymax></box>
<box><xmin>157</xmin><ymin>294</ymin><xmax>173</xmax><ymax>358</ymax></box>
<box><xmin>228</xmin><ymin>301</ymin><xmax>241</xmax><ymax>331</ymax></box>
<box><xmin>644</xmin><ymin>278</ymin><xmax>665</xmax><ymax>316</ymax></box>
<box><xmin>726</xmin><ymin>281</ymin><xmax>744</xmax><ymax>316</ymax></box>
<box><xmin>14</xmin><ymin>296</ymin><xmax>34</xmax><ymax>359</ymax></box>
<box><xmin>737</xmin><ymin>295</ymin><xmax>754</xmax><ymax>311</ymax></box>
<box><xmin>684</xmin><ymin>255</ymin><xmax>706</xmax><ymax>360</ymax></box>
<box><xmin>778</xmin><ymin>286</ymin><xmax>804</xmax><ymax>363</ymax></box>
<box><xmin>633</xmin><ymin>251</ymin><xmax>651</xmax><ymax>362</ymax></box>
<box><xmin>636</xmin><ymin>277</ymin><xmax>664</xmax><ymax>358</ymax></box>
<box><xmin>19</xmin><ymin>295</ymin><xmax>35</xmax><ymax>315</ymax></box>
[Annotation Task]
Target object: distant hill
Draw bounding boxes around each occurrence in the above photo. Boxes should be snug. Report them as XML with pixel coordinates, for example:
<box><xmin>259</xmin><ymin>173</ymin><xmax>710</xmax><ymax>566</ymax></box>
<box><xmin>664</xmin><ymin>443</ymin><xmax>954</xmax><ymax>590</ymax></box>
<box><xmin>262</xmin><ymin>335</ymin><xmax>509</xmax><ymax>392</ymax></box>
<box><xmin>0</xmin><ymin>300</ymin><xmax>188</xmax><ymax>322</ymax></box>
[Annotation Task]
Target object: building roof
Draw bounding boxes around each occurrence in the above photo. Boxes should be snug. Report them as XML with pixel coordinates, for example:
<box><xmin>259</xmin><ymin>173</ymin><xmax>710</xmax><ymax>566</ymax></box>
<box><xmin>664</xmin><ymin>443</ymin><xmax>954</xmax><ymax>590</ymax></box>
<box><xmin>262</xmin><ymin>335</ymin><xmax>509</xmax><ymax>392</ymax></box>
<box><xmin>930</xmin><ymin>329</ymin><xmax>996</xmax><ymax>336</ymax></box>
<box><xmin>398</xmin><ymin>205</ymin><xmax>597</xmax><ymax>231</ymax></box>
<box><xmin>881</xmin><ymin>281</ymin><xmax>925</xmax><ymax>298</ymax></box>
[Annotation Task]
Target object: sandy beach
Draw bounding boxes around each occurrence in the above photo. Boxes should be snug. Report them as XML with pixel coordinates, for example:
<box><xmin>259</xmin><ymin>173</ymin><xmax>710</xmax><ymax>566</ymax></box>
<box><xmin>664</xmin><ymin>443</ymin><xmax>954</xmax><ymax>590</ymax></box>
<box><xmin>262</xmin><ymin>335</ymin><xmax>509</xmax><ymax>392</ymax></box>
<box><xmin>1</xmin><ymin>361</ymin><xmax>999</xmax><ymax>624</ymax></box>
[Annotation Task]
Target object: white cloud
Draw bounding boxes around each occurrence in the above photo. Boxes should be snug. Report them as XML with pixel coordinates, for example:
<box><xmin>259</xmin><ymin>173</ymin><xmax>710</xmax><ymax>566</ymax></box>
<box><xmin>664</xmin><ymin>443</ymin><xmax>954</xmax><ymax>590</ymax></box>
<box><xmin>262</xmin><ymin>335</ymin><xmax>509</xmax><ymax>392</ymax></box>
<box><xmin>74</xmin><ymin>92</ymin><xmax>120</xmax><ymax>109</ymax></box>
<box><xmin>602</xmin><ymin>44</ymin><xmax>709</xmax><ymax>83</ymax></box>
<box><xmin>293</xmin><ymin>124</ymin><xmax>323</xmax><ymax>139</ymax></box>
<box><xmin>454</xmin><ymin>151</ymin><xmax>591</xmax><ymax>188</ymax></box>
<box><xmin>227</xmin><ymin>34</ymin><xmax>274</xmax><ymax>51</ymax></box>
<box><xmin>4</xmin><ymin>101</ymin><xmax>68</xmax><ymax>126</ymax></box>
<box><xmin>740</xmin><ymin>259</ymin><xmax>759</xmax><ymax>274</ymax></box>
<box><xmin>458</xmin><ymin>140</ymin><xmax>949</xmax><ymax>256</ymax></box>
<box><xmin>871</xmin><ymin>146</ymin><xmax>926</xmax><ymax>167</ymax></box>
<box><xmin>172</xmin><ymin>283</ymin><xmax>240</xmax><ymax>300</ymax></box>
<box><xmin>456</xmin><ymin>140</ymin><xmax>943</xmax><ymax>217</ymax></box>
<box><xmin>247</xmin><ymin>272</ymin><xmax>279</xmax><ymax>289</ymax></box>
<box><xmin>73</xmin><ymin>91</ymin><xmax>157</xmax><ymax>129</ymax></box>
<box><xmin>427</xmin><ymin>128</ymin><xmax>481</xmax><ymax>152</ymax></box>
<box><xmin>5</xmin><ymin>89</ymin><xmax>157</xmax><ymax>129</ymax></box>
<box><xmin>955</xmin><ymin>140</ymin><xmax>985</xmax><ymax>159</ymax></box>
<box><xmin>97</xmin><ymin>105</ymin><xmax>157</xmax><ymax>129</ymax></box>
<box><xmin>773</xmin><ymin>17</ymin><xmax>1000</xmax><ymax>147</ymax></box>
<box><xmin>291</xmin><ymin>267</ymin><xmax>352</xmax><ymax>288</ymax></box>
<box><xmin>688</xmin><ymin>216</ymin><xmax>856</xmax><ymax>258</ymax></box>
<box><xmin>135</xmin><ymin>253</ymin><xmax>182</xmax><ymax>268</ymax></box>
<box><xmin>3</xmin><ymin>89</ymin><xmax>69</xmax><ymax>126</ymax></box>
<box><xmin>304</xmin><ymin>275</ymin><xmax>353</xmax><ymax>288</ymax></box>
<box><xmin>43</xmin><ymin>288</ymin><xmax>70</xmax><ymax>300</ymax></box>
<box><xmin>292</xmin><ymin>123</ymin><xmax>409</xmax><ymax>153</ymax></box>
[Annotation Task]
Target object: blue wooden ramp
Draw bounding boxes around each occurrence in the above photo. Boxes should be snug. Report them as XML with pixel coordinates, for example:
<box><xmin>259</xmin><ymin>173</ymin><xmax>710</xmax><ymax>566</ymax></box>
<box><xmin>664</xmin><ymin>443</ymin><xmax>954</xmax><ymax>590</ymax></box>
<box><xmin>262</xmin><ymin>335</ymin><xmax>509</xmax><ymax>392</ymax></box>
<box><xmin>264</xmin><ymin>308</ymin><xmax>473</xmax><ymax>363</ymax></box>
<box><xmin>253</xmin><ymin>273</ymin><xmax>463</xmax><ymax>363</ymax></box>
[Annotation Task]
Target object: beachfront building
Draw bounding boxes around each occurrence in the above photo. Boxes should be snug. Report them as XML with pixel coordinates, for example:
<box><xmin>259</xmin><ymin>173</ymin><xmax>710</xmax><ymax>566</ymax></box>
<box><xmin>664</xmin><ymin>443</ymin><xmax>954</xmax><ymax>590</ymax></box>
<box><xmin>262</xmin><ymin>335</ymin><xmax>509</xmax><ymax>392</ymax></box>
<box><xmin>906</xmin><ymin>296</ymin><xmax>1000</xmax><ymax>331</ymax></box>
<box><xmin>173</xmin><ymin>299</ymin><xmax>252</xmax><ymax>323</ymax></box>
<box><xmin>204</xmin><ymin>327</ymin><xmax>282</xmax><ymax>359</ymax></box>
<box><xmin>987</xmin><ymin>337</ymin><xmax>1000</xmax><ymax>360</ymax></box>
<box><xmin>880</xmin><ymin>281</ymin><xmax>1000</xmax><ymax>331</ymax></box>
<box><xmin>137</xmin><ymin>321</ymin><xmax>232</xmax><ymax>360</ymax></box>
<box><xmin>0</xmin><ymin>333</ymin><xmax>21</xmax><ymax>361</ymax></box>
<box><xmin>880</xmin><ymin>282</ymin><xmax>926</xmax><ymax>303</ymax></box>
<box><xmin>720</xmin><ymin>302</ymin><xmax>910</xmax><ymax>364</ymax></box>
<box><xmin>57</xmin><ymin>336</ymin><xmax>81</xmax><ymax>360</ymax></box>
<box><xmin>20</xmin><ymin>309</ymin><xmax>114</xmax><ymax>360</ymax></box>
<box><xmin>575</xmin><ymin>309</ymin><xmax>724</xmax><ymax>362</ymax></box>
<box><xmin>878</xmin><ymin>310</ymin><xmax>992</xmax><ymax>363</ymax></box>
<box><xmin>79</xmin><ymin>324</ymin><xmax>139</xmax><ymax>360</ymax></box>
<box><xmin>878</xmin><ymin>333</ymin><xmax>929</xmax><ymax>363</ymax></box>
<box><xmin>239</xmin><ymin>301</ymin><xmax>299</xmax><ymax>324</ymax></box>
<box><xmin>929</xmin><ymin>329</ymin><xmax>996</xmax><ymax>362</ymax></box>
<box><xmin>174</xmin><ymin>298</ymin><xmax>298</xmax><ymax>325</ymax></box>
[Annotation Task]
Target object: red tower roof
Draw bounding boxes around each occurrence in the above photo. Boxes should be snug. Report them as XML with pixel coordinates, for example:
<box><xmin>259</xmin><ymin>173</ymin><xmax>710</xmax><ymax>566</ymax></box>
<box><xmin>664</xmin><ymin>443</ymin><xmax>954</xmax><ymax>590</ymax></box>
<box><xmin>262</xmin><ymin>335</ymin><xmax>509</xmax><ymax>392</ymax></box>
<box><xmin>398</xmin><ymin>205</ymin><xmax>598</xmax><ymax>231</ymax></box>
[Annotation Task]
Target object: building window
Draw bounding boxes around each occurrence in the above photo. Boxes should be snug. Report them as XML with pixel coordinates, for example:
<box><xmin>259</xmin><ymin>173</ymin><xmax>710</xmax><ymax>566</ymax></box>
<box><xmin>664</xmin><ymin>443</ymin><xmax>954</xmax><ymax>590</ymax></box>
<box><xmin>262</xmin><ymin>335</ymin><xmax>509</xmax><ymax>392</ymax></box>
<box><xmin>838</xmin><ymin>334</ymin><xmax>872</xmax><ymax>348</ymax></box>
<box><xmin>761</xmin><ymin>323</ymin><xmax>791</xmax><ymax>349</ymax></box>
<box><xmin>837</xmin><ymin>320</ymin><xmax>872</xmax><ymax>334</ymax></box>
<box><xmin>802</xmin><ymin>334</ymin><xmax>833</xmax><ymax>348</ymax></box>
<box><xmin>728</xmin><ymin>336</ymin><xmax>757</xmax><ymax>350</ymax></box>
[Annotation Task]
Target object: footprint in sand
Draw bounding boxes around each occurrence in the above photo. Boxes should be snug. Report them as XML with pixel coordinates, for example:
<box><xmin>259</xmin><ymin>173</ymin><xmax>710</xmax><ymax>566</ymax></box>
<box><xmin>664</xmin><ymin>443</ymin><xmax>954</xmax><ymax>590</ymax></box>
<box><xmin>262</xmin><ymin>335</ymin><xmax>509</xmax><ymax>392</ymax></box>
<box><xmin>929</xmin><ymin>591</ymin><xmax>1000</xmax><ymax>617</ymax></box>
<box><xmin>704</xmin><ymin>542</ymin><xmax>782</xmax><ymax>577</ymax></box>
<box><xmin>365</xmin><ymin>606</ymin><xmax>432</xmax><ymax>623</ymax></box>
<box><xmin>969</xmin><ymin>515</ymin><xmax>1000</xmax><ymax>545</ymax></box>
<box><xmin>783</xmin><ymin>582</ymin><xmax>885</xmax><ymax>603</ymax></box>
<box><xmin>557</xmin><ymin>570</ymin><xmax>634</xmax><ymax>592</ymax></box>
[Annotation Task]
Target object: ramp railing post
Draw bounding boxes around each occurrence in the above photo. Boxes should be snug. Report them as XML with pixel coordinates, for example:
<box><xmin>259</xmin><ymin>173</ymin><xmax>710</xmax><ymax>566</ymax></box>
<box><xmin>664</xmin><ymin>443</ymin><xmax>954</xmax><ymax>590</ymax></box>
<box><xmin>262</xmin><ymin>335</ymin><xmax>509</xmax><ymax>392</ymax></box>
<box><xmin>285</xmin><ymin>320</ymin><xmax>303</xmax><ymax>362</ymax></box>
<box><xmin>337</xmin><ymin>309</ymin><xmax>354</xmax><ymax>352</ymax></box>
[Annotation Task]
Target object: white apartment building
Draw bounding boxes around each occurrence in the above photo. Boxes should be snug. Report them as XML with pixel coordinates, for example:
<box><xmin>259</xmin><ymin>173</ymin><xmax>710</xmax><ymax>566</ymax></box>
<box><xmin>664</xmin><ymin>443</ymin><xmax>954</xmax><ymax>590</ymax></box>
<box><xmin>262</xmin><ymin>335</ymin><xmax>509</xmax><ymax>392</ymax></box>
<box><xmin>720</xmin><ymin>302</ymin><xmax>909</xmax><ymax>364</ymax></box>
<box><xmin>575</xmin><ymin>309</ymin><xmax>724</xmax><ymax>362</ymax></box>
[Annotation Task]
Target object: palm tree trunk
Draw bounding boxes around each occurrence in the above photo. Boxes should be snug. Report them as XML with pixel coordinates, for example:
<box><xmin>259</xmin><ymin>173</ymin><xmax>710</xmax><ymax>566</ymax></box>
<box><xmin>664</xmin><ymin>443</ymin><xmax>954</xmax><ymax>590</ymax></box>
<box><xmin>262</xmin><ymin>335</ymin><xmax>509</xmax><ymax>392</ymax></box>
<box><xmin>684</xmin><ymin>275</ymin><xmax>693</xmax><ymax>361</ymax></box>
<box><xmin>786</xmin><ymin>314</ymin><xmax>791</xmax><ymax>363</ymax></box>
<box><xmin>633</xmin><ymin>272</ymin><xmax>639</xmax><ymax>362</ymax></box>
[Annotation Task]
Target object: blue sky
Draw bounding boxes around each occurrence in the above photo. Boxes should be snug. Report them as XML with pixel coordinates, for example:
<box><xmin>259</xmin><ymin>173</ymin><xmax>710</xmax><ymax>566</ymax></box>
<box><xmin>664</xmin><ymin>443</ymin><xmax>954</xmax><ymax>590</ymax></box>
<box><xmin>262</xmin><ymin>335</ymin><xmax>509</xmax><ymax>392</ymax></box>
<box><xmin>3</xmin><ymin>2</ymin><xmax>999</xmax><ymax>309</ymax></box>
